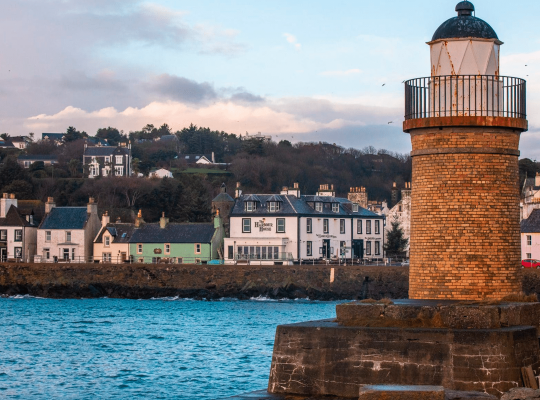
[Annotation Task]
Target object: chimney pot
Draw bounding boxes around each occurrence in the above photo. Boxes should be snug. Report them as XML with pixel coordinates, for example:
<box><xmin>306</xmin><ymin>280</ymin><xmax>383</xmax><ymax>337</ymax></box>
<box><xmin>236</xmin><ymin>182</ymin><xmax>241</xmax><ymax>188</ymax></box>
<box><xmin>2</xmin><ymin>193</ymin><xmax>8</xmax><ymax>199</ymax></box>
<box><xmin>9</xmin><ymin>194</ymin><xmax>15</xmax><ymax>199</ymax></box>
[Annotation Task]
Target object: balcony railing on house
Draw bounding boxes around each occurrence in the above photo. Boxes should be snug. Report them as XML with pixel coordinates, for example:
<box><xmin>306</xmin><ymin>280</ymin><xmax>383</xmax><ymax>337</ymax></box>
<box><xmin>404</xmin><ymin>75</ymin><xmax>526</xmax><ymax>120</ymax></box>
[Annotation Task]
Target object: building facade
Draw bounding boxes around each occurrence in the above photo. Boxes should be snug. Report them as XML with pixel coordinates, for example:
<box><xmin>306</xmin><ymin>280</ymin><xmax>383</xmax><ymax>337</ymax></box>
<box><xmin>223</xmin><ymin>185</ymin><xmax>384</xmax><ymax>265</ymax></box>
<box><xmin>93</xmin><ymin>212</ymin><xmax>134</xmax><ymax>263</ymax></box>
<box><xmin>521</xmin><ymin>209</ymin><xmax>540</xmax><ymax>261</ymax></box>
<box><xmin>18</xmin><ymin>155</ymin><xmax>58</xmax><ymax>168</ymax></box>
<box><xmin>0</xmin><ymin>194</ymin><xmax>39</xmax><ymax>262</ymax></box>
<box><xmin>383</xmin><ymin>182</ymin><xmax>411</xmax><ymax>256</ymax></box>
<box><xmin>36</xmin><ymin>198</ymin><xmax>101</xmax><ymax>262</ymax></box>
<box><xmin>83</xmin><ymin>143</ymin><xmax>132</xmax><ymax>178</ymax></box>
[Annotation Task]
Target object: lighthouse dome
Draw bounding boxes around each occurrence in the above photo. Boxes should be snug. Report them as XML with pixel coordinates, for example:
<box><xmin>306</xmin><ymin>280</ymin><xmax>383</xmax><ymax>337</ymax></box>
<box><xmin>432</xmin><ymin>1</ymin><xmax>498</xmax><ymax>42</ymax></box>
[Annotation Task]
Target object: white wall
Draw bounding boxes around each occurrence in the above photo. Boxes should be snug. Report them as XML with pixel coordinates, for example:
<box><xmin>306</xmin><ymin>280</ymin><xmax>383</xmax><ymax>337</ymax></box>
<box><xmin>522</xmin><ymin>233</ymin><xmax>540</xmax><ymax>261</ymax></box>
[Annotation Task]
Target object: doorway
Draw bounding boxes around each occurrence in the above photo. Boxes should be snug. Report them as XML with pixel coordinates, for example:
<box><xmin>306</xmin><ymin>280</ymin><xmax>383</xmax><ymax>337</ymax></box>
<box><xmin>352</xmin><ymin>240</ymin><xmax>364</xmax><ymax>260</ymax></box>
<box><xmin>322</xmin><ymin>240</ymin><xmax>331</xmax><ymax>259</ymax></box>
<box><xmin>0</xmin><ymin>248</ymin><xmax>6</xmax><ymax>262</ymax></box>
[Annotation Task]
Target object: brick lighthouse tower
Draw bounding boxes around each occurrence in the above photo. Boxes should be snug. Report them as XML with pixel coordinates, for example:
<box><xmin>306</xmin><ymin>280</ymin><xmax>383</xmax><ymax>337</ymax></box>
<box><xmin>404</xmin><ymin>1</ymin><xmax>528</xmax><ymax>300</ymax></box>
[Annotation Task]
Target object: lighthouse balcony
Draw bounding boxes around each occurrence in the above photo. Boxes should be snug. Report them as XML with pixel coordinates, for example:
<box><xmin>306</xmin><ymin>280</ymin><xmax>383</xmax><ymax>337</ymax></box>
<box><xmin>403</xmin><ymin>75</ymin><xmax>527</xmax><ymax>132</ymax></box>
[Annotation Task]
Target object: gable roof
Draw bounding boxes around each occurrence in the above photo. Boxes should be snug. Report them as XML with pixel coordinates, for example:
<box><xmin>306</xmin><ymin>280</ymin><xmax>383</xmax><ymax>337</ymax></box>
<box><xmin>84</xmin><ymin>146</ymin><xmax>130</xmax><ymax>157</ymax></box>
<box><xmin>522</xmin><ymin>209</ymin><xmax>540</xmax><ymax>233</ymax></box>
<box><xmin>39</xmin><ymin>207</ymin><xmax>89</xmax><ymax>230</ymax></box>
<box><xmin>42</xmin><ymin>133</ymin><xmax>65</xmax><ymax>141</ymax></box>
<box><xmin>0</xmin><ymin>205</ymin><xmax>36</xmax><ymax>227</ymax></box>
<box><xmin>95</xmin><ymin>223</ymin><xmax>137</xmax><ymax>244</ymax></box>
<box><xmin>10</xmin><ymin>136</ymin><xmax>28</xmax><ymax>143</ymax></box>
<box><xmin>180</xmin><ymin>154</ymin><xmax>213</xmax><ymax>163</ymax></box>
<box><xmin>0</xmin><ymin>140</ymin><xmax>14</xmax><ymax>148</ymax></box>
<box><xmin>130</xmin><ymin>223</ymin><xmax>215</xmax><ymax>244</ymax></box>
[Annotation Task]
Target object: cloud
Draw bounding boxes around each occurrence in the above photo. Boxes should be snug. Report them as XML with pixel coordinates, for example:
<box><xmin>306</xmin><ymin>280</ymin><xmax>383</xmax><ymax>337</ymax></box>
<box><xmin>320</xmin><ymin>69</ymin><xmax>363</xmax><ymax>77</ymax></box>
<box><xmin>148</xmin><ymin>74</ymin><xmax>217</xmax><ymax>104</ymax></box>
<box><xmin>283</xmin><ymin>33</ymin><xmax>302</xmax><ymax>51</ymax></box>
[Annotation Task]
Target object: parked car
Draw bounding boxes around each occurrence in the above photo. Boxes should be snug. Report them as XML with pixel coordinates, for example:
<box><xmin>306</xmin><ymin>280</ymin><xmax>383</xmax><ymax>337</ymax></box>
<box><xmin>401</xmin><ymin>261</ymin><xmax>410</xmax><ymax>267</ymax></box>
<box><xmin>522</xmin><ymin>259</ymin><xmax>540</xmax><ymax>269</ymax></box>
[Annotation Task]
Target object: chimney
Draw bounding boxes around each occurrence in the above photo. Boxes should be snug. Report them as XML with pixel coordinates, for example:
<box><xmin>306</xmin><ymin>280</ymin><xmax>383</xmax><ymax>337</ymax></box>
<box><xmin>0</xmin><ymin>193</ymin><xmax>18</xmax><ymax>218</ymax></box>
<box><xmin>160</xmin><ymin>212</ymin><xmax>169</xmax><ymax>229</ymax></box>
<box><xmin>235</xmin><ymin>182</ymin><xmax>242</xmax><ymax>199</ymax></box>
<box><xmin>87</xmin><ymin>197</ymin><xmax>98</xmax><ymax>215</ymax></box>
<box><xmin>102</xmin><ymin>211</ymin><xmax>110</xmax><ymax>227</ymax></box>
<box><xmin>211</xmin><ymin>152</ymin><xmax>215</xmax><ymax>163</ymax></box>
<box><xmin>45</xmin><ymin>197</ymin><xmax>56</xmax><ymax>215</ymax></box>
<box><xmin>116</xmin><ymin>217</ymin><xmax>122</xmax><ymax>223</ymax></box>
<box><xmin>135</xmin><ymin>210</ymin><xmax>145</xmax><ymax>228</ymax></box>
<box><xmin>348</xmin><ymin>187</ymin><xmax>368</xmax><ymax>209</ymax></box>
<box><xmin>535</xmin><ymin>173</ymin><xmax>540</xmax><ymax>187</ymax></box>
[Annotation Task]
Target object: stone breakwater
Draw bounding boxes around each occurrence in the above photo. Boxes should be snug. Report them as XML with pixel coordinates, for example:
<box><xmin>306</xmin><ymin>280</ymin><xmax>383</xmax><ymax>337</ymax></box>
<box><xmin>0</xmin><ymin>263</ymin><xmax>538</xmax><ymax>300</ymax></box>
<box><xmin>0</xmin><ymin>263</ymin><xmax>409</xmax><ymax>300</ymax></box>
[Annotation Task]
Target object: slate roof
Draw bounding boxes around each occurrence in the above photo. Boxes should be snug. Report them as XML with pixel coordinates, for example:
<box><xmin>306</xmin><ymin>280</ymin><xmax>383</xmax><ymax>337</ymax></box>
<box><xmin>180</xmin><ymin>154</ymin><xmax>214</xmax><ymax>163</ymax></box>
<box><xmin>522</xmin><ymin>209</ymin><xmax>540</xmax><ymax>233</ymax></box>
<box><xmin>17</xmin><ymin>200</ymin><xmax>45</xmax><ymax>223</ymax></box>
<box><xmin>0</xmin><ymin>205</ymin><xmax>36</xmax><ymax>227</ymax></box>
<box><xmin>39</xmin><ymin>207</ymin><xmax>89</xmax><ymax>230</ymax></box>
<box><xmin>0</xmin><ymin>140</ymin><xmax>14</xmax><ymax>148</ymax></box>
<box><xmin>230</xmin><ymin>194</ymin><xmax>382</xmax><ymax>218</ymax></box>
<box><xmin>130</xmin><ymin>223</ymin><xmax>215</xmax><ymax>244</ymax></box>
<box><xmin>212</xmin><ymin>192</ymin><xmax>234</xmax><ymax>203</ymax></box>
<box><xmin>42</xmin><ymin>133</ymin><xmax>65</xmax><ymax>141</ymax></box>
<box><xmin>18</xmin><ymin>155</ymin><xmax>58</xmax><ymax>162</ymax></box>
<box><xmin>95</xmin><ymin>223</ymin><xmax>137</xmax><ymax>244</ymax></box>
<box><xmin>84</xmin><ymin>146</ymin><xmax>130</xmax><ymax>157</ymax></box>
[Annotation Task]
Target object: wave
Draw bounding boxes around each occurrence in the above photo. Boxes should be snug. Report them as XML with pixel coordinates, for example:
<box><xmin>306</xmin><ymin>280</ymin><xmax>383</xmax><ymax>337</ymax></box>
<box><xmin>5</xmin><ymin>294</ymin><xmax>46</xmax><ymax>300</ymax></box>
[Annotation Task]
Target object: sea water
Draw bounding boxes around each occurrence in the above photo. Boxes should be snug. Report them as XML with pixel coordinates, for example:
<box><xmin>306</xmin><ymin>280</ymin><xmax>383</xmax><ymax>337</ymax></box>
<box><xmin>0</xmin><ymin>296</ymin><xmax>341</xmax><ymax>399</ymax></box>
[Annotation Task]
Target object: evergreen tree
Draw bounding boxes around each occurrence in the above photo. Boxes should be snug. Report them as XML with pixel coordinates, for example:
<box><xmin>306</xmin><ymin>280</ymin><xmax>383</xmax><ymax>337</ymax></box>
<box><xmin>384</xmin><ymin>216</ymin><xmax>408</xmax><ymax>256</ymax></box>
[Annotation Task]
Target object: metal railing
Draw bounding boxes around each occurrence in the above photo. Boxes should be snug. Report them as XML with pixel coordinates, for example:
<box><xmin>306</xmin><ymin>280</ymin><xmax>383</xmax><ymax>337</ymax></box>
<box><xmin>404</xmin><ymin>75</ymin><xmax>526</xmax><ymax>120</ymax></box>
<box><xmin>233</xmin><ymin>253</ymin><xmax>294</xmax><ymax>262</ymax></box>
<box><xmin>30</xmin><ymin>255</ymin><xmax>216</xmax><ymax>265</ymax></box>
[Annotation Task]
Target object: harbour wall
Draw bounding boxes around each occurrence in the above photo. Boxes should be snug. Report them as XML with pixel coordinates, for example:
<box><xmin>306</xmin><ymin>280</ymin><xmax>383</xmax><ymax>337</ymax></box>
<box><xmin>0</xmin><ymin>263</ymin><xmax>538</xmax><ymax>300</ymax></box>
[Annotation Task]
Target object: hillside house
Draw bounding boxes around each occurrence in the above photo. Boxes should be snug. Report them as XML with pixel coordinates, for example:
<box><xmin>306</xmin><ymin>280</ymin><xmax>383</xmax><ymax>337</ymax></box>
<box><xmin>83</xmin><ymin>143</ymin><xmax>132</xmax><ymax>178</ymax></box>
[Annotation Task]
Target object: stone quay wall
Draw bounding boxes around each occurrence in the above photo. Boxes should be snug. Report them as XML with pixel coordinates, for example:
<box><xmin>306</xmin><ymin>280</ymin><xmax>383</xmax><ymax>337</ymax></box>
<box><xmin>0</xmin><ymin>263</ymin><xmax>409</xmax><ymax>300</ymax></box>
<box><xmin>409</xmin><ymin>127</ymin><xmax>522</xmax><ymax>300</ymax></box>
<box><xmin>2</xmin><ymin>263</ymin><xmax>539</xmax><ymax>301</ymax></box>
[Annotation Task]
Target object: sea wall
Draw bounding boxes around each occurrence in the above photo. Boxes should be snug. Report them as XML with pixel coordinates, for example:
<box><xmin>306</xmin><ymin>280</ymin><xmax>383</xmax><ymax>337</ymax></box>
<box><xmin>0</xmin><ymin>263</ymin><xmax>409</xmax><ymax>300</ymax></box>
<box><xmin>0</xmin><ymin>263</ymin><xmax>538</xmax><ymax>300</ymax></box>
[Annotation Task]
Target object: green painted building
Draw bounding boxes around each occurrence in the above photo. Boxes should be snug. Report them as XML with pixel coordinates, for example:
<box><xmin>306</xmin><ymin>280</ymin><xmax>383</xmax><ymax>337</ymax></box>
<box><xmin>128</xmin><ymin>215</ymin><xmax>224</xmax><ymax>264</ymax></box>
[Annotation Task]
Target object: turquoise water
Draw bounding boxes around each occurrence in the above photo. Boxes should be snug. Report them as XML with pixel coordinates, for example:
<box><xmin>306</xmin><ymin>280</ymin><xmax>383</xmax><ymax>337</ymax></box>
<box><xmin>0</xmin><ymin>296</ymin><xmax>341</xmax><ymax>399</ymax></box>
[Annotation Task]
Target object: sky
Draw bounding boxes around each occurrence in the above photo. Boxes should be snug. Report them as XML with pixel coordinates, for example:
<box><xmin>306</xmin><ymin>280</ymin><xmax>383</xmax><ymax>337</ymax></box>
<box><xmin>2</xmin><ymin>0</ymin><xmax>540</xmax><ymax>158</ymax></box>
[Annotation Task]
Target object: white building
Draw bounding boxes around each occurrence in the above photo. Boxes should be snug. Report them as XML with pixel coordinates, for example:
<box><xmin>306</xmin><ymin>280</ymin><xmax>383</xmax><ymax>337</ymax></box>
<box><xmin>83</xmin><ymin>143</ymin><xmax>132</xmax><ymax>178</ymax></box>
<box><xmin>383</xmin><ymin>183</ymin><xmax>411</xmax><ymax>256</ymax></box>
<box><xmin>149</xmin><ymin>168</ymin><xmax>173</xmax><ymax>179</ymax></box>
<box><xmin>521</xmin><ymin>209</ymin><xmax>540</xmax><ymax>261</ymax></box>
<box><xmin>521</xmin><ymin>173</ymin><xmax>540</xmax><ymax>221</ymax></box>
<box><xmin>0</xmin><ymin>193</ymin><xmax>39</xmax><ymax>262</ymax></box>
<box><xmin>224</xmin><ymin>184</ymin><xmax>385</xmax><ymax>265</ymax></box>
<box><xmin>36</xmin><ymin>197</ymin><xmax>101</xmax><ymax>262</ymax></box>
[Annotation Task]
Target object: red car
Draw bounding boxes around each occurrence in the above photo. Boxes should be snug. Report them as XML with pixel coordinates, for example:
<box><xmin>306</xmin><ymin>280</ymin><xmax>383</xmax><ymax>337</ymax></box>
<box><xmin>522</xmin><ymin>259</ymin><xmax>540</xmax><ymax>269</ymax></box>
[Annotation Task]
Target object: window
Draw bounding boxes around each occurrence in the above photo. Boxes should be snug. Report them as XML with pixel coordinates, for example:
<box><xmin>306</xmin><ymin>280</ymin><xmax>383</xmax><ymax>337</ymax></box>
<box><xmin>315</xmin><ymin>202</ymin><xmax>323</xmax><ymax>212</ymax></box>
<box><xmin>0</xmin><ymin>230</ymin><xmax>6</xmax><ymax>241</ymax></box>
<box><xmin>323</xmin><ymin>219</ymin><xmax>329</xmax><ymax>234</ymax></box>
<box><xmin>104</xmin><ymin>236</ymin><xmax>110</xmax><ymax>247</ymax></box>
<box><xmin>340</xmin><ymin>241</ymin><xmax>346</xmax><ymax>256</ymax></box>
<box><xmin>44</xmin><ymin>248</ymin><xmax>50</xmax><ymax>260</ymax></box>
<box><xmin>306</xmin><ymin>218</ymin><xmax>312</xmax><ymax>233</ymax></box>
<box><xmin>115</xmin><ymin>155</ymin><xmax>123</xmax><ymax>164</ymax></box>
<box><xmin>90</xmin><ymin>164</ymin><xmax>99</xmax><ymax>177</ymax></box>
<box><xmin>102</xmin><ymin>253</ymin><xmax>112</xmax><ymax>262</ymax></box>
<box><xmin>14</xmin><ymin>230</ymin><xmax>22</xmax><ymax>242</ymax></box>
<box><xmin>245</xmin><ymin>201</ymin><xmax>256</xmax><ymax>212</ymax></box>
<box><xmin>375</xmin><ymin>241</ymin><xmax>380</xmax><ymax>256</ymax></box>
<box><xmin>366</xmin><ymin>220</ymin><xmax>372</xmax><ymax>234</ymax></box>
<box><xmin>527</xmin><ymin>253</ymin><xmax>532</xmax><ymax>259</ymax></box>
<box><xmin>228</xmin><ymin>246</ymin><xmax>233</xmax><ymax>260</ymax></box>
<box><xmin>375</xmin><ymin>220</ymin><xmax>380</xmax><ymax>234</ymax></box>
<box><xmin>165</xmin><ymin>244</ymin><xmax>170</xmax><ymax>254</ymax></box>
<box><xmin>72</xmin><ymin>248</ymin><xmax>75</xmax><ymax>261</ymax></box>
<box><xmin>332</xmin><ymin>203</ymin><xmax>339</xmax><ymax>213</ymax></box>
<box><xmin>307</xmin><ymin>241</ymin><xmax>312</xmax><ymax>256</ymax></box>
<box><xmin>45</xmin><ymin>231</ymin><xmax>51</xmax><ymax>242</ymax></box>
<box><xmin>353</xmin><ymin>204</ymin><xmax>359</xmax><ymax>213</ymax></box>
<box><xmin>242</xmin><ymin>218</ymin><xmax>251</xmax><ymax>233</ymax></box>
<box><xmin>366</xmin><ymin>241</ymin><xmax>372</xmax><ymax>256</ymax></box>
<box><xmin>114</xmin><ymin>166</ymin><xmax>124</xmax><ymax>176</ymax></box>
<box><xmin>269</xmin><ymin>202</ymin><xmax>280</xmax><ymax>212</ymax></box>
<box><xmin>357</xmin><ymin>220</ymin><xmax>362</xmax><ymax>234</ymax></box>
<box><xmin>274</xmin><ymin>247</ymin><xmax>279</xmax><ymax>260</ymax></box>
<box><xmin>65</xmin><ymin>231</ymin><xmax>72</xmax><ymax>242</ymax></box>
<box><xmin>137</xmin><ymin>244</ymin><xmax>143</xmax><ymax>254</ymax></box>
<box><xmin>527</xmin><ymin>235</ymin><xmax>532</xmax><ymax>246</ymax></box>
<box><xmin>14</xmin><ymin>247</ymin><xmax>22</xmax><ymax>259</ymax></box>
<box><xmin>63</xmin><ymin>248</ymin><xmax>70</xmax><ymax>260</ymax></box>
<box><xmin>195</xmin><ymin>244</ymin><xmax>201</xmax><ymax>254</ymax></box>
<box><xmin>276</xmin><ymin>218</ymin><xmax>285</xmax><ymax>233</ymax></box>
<box><xmin>105</xmin><ymin>157</ymin><xmax>110</xmax><ymax>163</ymax></box>
<box><xmin>340</xmin><ymin>219</ymin><xmax>345</xmax><ymax>234</ymax></box>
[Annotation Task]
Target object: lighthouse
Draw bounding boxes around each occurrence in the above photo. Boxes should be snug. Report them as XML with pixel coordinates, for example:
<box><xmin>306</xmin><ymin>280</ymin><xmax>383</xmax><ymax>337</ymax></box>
<box><xmin>404</xmin><ymin>1</ymin><xmax>527</xmax><ymax>300</ymax></box>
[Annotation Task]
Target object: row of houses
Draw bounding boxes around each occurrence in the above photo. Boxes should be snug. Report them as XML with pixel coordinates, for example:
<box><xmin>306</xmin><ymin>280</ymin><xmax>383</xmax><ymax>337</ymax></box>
<box><xmin>0</xmin><ymin>195</ymin><xmax>223</xmax><ymax>264</ymax></box>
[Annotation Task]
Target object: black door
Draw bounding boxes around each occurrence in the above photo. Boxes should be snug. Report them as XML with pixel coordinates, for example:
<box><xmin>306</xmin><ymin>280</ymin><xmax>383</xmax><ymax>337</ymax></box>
<box><xmin>352</xmin><ymin>240</ymin><xmax>363</xmax><ymax>259</ymax></box>
<box><xmin>322</xmin><ymin>240</ymin><xmax>331</xmax><ymax>258</ymax></box>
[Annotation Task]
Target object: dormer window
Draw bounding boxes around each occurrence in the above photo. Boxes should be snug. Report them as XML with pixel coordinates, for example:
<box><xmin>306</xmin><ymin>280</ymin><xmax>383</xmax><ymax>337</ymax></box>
<box><xmin>268</xmin><ymin>202</ymin><xmax>281</xmax><ymax>212</ymax></box>
<box><xmin>245</xmin><ymin>201</ymin><xmax>255</xmax><ymax>212</ymax></box>
<box><xmin>332</xmin><ymin>203</ymin><xmax>339</xmax><ymax>213</ymax></box>
<box><xmin>353</xmin><ymin>204</ymin><xmax>359</xmax><ymax>213</ymax></box>
<box><xmin>315</xmin><ymin>202</ymin><xmax>323</xmax><ymax>212</ymax></box>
